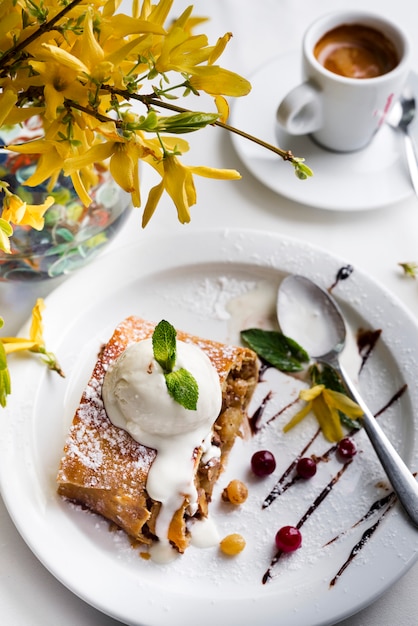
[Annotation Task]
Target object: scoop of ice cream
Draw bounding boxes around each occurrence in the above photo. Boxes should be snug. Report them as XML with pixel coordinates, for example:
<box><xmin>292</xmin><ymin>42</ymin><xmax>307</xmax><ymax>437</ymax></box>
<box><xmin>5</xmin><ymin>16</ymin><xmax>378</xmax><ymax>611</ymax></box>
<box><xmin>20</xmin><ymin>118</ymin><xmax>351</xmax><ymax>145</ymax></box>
<box><xmin>102</xmin><ymin>338</ymin><xmax>222</xmax><ymax>445</ymax></box>
<box><xmin>102</xmin><ymin>336</ymin><xmax>223</xmax><ymax>562</ymax></box>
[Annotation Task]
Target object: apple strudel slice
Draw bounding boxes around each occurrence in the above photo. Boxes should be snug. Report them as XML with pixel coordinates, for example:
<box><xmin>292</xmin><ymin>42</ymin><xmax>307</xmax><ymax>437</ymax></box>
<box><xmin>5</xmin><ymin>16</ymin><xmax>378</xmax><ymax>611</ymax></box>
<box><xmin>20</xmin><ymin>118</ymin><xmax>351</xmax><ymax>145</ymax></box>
<box><xmin>57</xmin><ymin>316</ymin><xmax>258</xmax><ymax>556</ymax></box>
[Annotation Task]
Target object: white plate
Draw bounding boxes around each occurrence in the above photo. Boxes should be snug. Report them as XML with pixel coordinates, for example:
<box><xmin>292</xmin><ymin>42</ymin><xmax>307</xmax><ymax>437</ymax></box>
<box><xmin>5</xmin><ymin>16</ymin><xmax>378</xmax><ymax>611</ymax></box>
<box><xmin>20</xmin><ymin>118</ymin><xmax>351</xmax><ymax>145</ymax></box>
<box><xmin>230</xmin><ymin>52</ymin><xmax>413</xmax><ymax>211</ymax></box>
<box><xmin>1</xmin><ymin>228</ymin><xmax>418</xmax><ymax>626</ymax></box>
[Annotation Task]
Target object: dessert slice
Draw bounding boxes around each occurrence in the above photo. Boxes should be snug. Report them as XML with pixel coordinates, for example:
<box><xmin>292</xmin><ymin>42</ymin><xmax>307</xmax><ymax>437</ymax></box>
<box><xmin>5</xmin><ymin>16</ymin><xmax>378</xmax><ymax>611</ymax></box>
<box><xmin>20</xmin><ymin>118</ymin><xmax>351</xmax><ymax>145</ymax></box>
<box><xmin>57</xmin><ymin>316</ymin><xmax>258</xmax><ymax>558</ymax></box>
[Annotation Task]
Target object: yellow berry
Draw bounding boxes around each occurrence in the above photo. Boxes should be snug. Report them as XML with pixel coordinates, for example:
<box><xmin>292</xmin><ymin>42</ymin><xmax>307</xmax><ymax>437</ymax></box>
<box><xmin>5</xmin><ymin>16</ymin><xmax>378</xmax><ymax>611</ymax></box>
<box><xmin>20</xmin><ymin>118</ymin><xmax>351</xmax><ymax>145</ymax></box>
<box><xmin>222</xmin><ymin>479</ymin><xmax>248</xmax><ymax>505</ymax></box>
<box><xmin>220</xmin><ymin>533</ymin><xmax>246</xmax><ymax>556</ymax></box>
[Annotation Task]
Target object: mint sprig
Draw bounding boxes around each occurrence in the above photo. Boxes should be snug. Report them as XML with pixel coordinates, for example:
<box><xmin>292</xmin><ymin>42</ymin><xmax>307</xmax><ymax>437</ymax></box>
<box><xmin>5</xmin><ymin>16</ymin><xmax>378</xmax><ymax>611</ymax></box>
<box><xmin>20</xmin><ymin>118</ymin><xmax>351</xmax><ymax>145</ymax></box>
<box><xmin>240</xmin><ymin>328</ymin><xmax>309</xmax><ymax>372</ymax></box>
<box><xmin>152</xmin><ymin>319</ymin><xmax>177</xmax><ymax>372</ymax></box>
<box><xmin>152</xmin><ymin>320</ymin><xmax>199</xmax><ymax>410</ymax></box>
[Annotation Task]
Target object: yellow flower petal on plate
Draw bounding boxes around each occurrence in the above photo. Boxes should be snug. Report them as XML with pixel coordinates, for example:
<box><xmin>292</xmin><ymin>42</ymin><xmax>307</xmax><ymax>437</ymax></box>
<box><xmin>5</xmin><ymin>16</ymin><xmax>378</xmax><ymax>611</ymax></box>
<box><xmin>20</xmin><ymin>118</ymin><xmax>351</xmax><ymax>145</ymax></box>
<box><xmin>312</xmin><ymin>394</ymin><xmax>344</xmax><ymax>443</ymax></box>
<box><xmin>300</xmin><ymin>384</ymin><xmax>325</xmax><ymax>402</ymax></box>
<box><xmin>283</xmin><ymin>401</ymin><xmax>313</xmax><ymax>433</ymax></box>
<box><xmin>323</xmin><ymin>388</ymin><xmax>364</xmax><ymax>419</ymax></box>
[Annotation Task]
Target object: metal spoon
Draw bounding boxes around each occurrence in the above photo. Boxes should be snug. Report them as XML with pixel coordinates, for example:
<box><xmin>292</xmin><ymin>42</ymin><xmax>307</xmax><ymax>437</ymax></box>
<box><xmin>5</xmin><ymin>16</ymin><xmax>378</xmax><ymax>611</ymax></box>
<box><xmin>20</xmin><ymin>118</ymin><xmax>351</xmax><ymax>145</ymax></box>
<box><xmin>277</xmin><ymin>274</ymin><xmax>418</xmax><ymax>527</ymax></box>
<box><xmin>387</xmin><ymin>92</ymin><xmax>418</xmax><ymax>196</ymax></box>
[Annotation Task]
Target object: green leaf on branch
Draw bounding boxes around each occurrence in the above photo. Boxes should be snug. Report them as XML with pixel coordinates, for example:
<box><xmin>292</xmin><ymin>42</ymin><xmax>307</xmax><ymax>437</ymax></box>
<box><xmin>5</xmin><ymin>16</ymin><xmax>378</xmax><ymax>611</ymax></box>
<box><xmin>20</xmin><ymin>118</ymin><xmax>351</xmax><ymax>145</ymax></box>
<box><xmin>292</xmin><ymin>158</ymin><xmax>313</xmax><ymax>180</ymax></box>
<box><xmin>155</xmin><ymin>112</ymin><xmax>219</xmax><ymax>134</ymax></box>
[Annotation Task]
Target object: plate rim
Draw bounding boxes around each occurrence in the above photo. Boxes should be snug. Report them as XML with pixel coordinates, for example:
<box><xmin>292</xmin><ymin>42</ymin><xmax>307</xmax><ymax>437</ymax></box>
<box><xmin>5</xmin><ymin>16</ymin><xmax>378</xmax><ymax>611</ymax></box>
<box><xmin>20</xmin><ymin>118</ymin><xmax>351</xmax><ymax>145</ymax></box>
<box><xmin>1</xmin><ymin>227</ymin><xmax>418</xmax><ymax>626</ymax></box>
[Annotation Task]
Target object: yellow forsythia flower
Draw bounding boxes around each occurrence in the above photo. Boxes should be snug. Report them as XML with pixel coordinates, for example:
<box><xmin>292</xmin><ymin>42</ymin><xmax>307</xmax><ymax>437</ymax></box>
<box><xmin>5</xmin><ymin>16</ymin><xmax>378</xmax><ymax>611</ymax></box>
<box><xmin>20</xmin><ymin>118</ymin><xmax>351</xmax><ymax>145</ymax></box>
<box><xmin>2</xmin><ymin>194</ymin><xmax>54</xmax><ymax>230</ymax></box>
<box><xmin>142</xmin><ymin>153</ymin><xmax>241</xmax><ymax>226</ymax></box>
<box><xmin>1</xmin><ymin>299</ymin><xmax>64</xmax><ymax>377</ymax></box>
<box><xmin>284</xmin><ymin>384</ymin><xmax>364</xmax><ymax>442</ymax></box>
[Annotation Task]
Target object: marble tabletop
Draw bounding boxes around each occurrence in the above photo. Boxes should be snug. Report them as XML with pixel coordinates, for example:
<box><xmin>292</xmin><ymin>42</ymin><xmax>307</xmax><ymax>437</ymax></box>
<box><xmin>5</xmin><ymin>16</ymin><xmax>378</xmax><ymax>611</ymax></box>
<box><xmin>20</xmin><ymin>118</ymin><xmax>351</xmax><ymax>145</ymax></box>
<box><xmin>1</xmin><ymin>0</ymin><xmax>418</xmax><ymax>624</ymax></box>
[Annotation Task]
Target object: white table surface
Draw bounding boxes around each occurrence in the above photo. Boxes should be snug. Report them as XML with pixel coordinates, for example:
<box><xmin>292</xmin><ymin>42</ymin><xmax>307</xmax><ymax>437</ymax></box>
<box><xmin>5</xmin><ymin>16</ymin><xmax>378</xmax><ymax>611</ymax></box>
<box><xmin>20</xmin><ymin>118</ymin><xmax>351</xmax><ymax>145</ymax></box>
<box><xmin>1</xmin><ymin>0</ymin><xmax>418</xmax><ymax>624</ymax></box>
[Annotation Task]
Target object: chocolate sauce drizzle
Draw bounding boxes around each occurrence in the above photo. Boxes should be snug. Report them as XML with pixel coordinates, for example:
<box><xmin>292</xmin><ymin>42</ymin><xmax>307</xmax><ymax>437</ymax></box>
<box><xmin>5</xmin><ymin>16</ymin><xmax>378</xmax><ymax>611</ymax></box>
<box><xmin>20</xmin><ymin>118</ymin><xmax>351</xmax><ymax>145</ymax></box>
<box><xmin>262</xmin><ymin>462</ymin><xmax>352</xmax><ymax>584</ymax></box>
<box><xmin>324</xmin><ymin>491</ymin><xmax>396</xmax><ymax>548</ymax></box>
<box><xmin>329</xmin><ymin>495</ymin><xmax>396</xmax><ymax>587</ymax></box>
<box><xmin>262</xmin><ymin>386</ymin><xmax>407</xmax><ymax>510</ymax></box>
<box><xmin>357</xmin><ymin>328</ymin><xmax>382</xmax><ymax>373</ymax></box>
<box><xmin>262</xmin><ymin>428</ymin><xmax>321</xmax><ymax>507</ymax></box>
<box><xmin>248</xmin><ymin>390</ymin><xmax>273</xmax><ymax>434</ymax></box>
<box><xmin>328</xmin><ymin>265</ymin><xmax>354</xmax><ymax>292</ymax></box>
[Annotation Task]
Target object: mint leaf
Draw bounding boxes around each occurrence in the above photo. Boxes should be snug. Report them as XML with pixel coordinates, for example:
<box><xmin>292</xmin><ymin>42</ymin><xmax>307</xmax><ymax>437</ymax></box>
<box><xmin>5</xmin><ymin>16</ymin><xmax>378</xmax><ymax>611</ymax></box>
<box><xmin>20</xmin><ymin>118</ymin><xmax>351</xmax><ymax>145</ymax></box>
<box><xmin>152</xmin><ymin>320</ymin><xmax>176</xmax><ymax>373</ymax></box>
<box><xmin>152</xmin><ymin>320</ymin><xmax>199</xmax><ymax>410</ymax></box>
<box><xmin>240</xmin><ymin>328</ymin><xmax>309</xmax><ymax>372</ymax></box>
<box><xmin>165</xmin><ymin>368</ymin><xmax>199</xmax><ymax>410</ymax></box>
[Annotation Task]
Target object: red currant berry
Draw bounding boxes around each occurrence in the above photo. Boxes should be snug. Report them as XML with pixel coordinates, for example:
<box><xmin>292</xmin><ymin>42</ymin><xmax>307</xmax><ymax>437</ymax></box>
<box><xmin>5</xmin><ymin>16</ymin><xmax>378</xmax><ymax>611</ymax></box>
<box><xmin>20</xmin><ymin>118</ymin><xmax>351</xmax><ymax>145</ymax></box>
<box><xmin>275</xmin><ymin>526</ymin><xmax>302</xmax><ymax>553</ymax></box>
<box><xmin>251</xmin><ymin>450</ymin><xmax>276</xmax><ymax>477</ymax></box>
<box><xmin>337</xmin><ymin>437</ymin><xmax>357</xmax><ymax>460</ymax></box>
<box><xmin>296</xmin><ymin>456</ymin><xmax>317</xmax><ymax>479</ymax></box>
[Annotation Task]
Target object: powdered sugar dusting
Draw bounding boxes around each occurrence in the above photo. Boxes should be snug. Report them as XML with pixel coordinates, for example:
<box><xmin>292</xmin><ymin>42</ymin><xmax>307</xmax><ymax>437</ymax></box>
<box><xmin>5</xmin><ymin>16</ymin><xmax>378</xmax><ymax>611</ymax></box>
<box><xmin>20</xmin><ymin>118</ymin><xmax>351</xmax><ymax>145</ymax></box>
<box><xmin>162</xmin><ymin>276</ymin><xmax>260</xmax><ymax>321</ymax></box>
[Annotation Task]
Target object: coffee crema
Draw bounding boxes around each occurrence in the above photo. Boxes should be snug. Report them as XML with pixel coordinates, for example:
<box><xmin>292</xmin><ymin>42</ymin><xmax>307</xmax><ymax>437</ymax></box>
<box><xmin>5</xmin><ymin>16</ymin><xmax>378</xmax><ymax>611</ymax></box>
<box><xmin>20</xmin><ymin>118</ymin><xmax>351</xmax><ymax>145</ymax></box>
<box><xmin>314</xmin><ymin>23</ymin><xmax>399</xmax><ymax>79</ymax></box>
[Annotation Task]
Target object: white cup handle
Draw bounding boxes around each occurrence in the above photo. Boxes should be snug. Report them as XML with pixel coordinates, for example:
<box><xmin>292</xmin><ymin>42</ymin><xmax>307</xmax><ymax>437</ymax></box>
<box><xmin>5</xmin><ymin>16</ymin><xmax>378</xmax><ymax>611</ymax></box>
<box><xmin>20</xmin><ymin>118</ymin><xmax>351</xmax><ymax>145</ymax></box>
<box><xmin>277</xmin><ymin>82</ymin><xmax>322</xmax><ymax>135</ymax></box>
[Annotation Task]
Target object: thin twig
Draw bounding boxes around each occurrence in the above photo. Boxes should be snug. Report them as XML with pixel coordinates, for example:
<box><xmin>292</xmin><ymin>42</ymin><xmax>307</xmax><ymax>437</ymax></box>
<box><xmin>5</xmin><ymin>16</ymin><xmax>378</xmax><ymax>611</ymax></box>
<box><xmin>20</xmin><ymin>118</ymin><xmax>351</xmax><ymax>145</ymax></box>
<box><xmin>103</xmin><ymin>87</ymin><xmax>294</xmax><ymax>162</ymax></box>
<box><xmin>0</xmin><ymin>0</ymin><xmax>84</xmax><ymax>70</ymax></box>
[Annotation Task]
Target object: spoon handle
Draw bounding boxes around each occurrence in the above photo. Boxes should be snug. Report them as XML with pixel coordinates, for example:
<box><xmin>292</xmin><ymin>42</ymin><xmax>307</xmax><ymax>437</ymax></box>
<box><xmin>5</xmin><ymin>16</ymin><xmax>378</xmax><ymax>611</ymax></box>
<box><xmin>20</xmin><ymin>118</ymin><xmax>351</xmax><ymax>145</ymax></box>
<box><xmin>336</xmin><ymin>361</ymin><xmax>418</xmax><ymax>527</ymax></box>
<box><xmin>404</xmin><ymin>131</ymin><xmax>418</xmax><ymax>197</ymax></box>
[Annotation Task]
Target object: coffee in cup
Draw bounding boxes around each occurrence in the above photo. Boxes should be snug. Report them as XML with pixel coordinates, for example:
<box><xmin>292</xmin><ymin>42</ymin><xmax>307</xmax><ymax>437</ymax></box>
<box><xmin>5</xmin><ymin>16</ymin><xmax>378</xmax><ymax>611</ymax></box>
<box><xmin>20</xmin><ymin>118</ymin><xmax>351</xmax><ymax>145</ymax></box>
<box><xmin>314</xmin><ymin>23</ymin><xmax>399</xmax><ymax>79</ymax></box>
<box><xmin>276</xmin><ymin>11</ymin><xmax>410</xmax><ymax>152</ymax></box>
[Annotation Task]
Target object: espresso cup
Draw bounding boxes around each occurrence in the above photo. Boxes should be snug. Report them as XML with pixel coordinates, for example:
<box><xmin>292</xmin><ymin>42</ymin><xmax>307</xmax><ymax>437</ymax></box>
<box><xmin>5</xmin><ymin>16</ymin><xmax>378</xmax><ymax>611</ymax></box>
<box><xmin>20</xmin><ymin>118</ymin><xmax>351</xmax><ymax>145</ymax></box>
<box><xmin>276</xmin><ymin>11</ymin><xmax>410</xmax><ymax>152</ymax></box>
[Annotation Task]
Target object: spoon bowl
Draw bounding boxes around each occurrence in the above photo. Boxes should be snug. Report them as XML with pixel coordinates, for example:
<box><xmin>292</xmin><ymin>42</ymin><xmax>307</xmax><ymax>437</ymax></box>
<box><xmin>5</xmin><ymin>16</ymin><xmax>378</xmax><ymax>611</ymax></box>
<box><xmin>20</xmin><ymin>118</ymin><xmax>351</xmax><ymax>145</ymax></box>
<box><xmin>278</xmin><ymin>274</ymin><xmax>418</xmax><ymax>527</ymax></box>
<box><xmin>388</xmin><ymin>92</ymin><xmax>416</xmax><ymax>133</ymax></box>
<box><xmin>277</xmin><ymin>274</ymin><xmax>346</xmax><ymax>361</ymax></box>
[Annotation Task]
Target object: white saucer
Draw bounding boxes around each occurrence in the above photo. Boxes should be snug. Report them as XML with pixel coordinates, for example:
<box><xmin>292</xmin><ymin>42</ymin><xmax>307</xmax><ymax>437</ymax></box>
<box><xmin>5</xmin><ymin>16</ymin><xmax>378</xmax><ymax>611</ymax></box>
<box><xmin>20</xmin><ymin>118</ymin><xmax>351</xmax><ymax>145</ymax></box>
<box><xmin>230</xmin><ymin>52</ymin><xmax>413</xmax><ymax>211</ymax></box>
